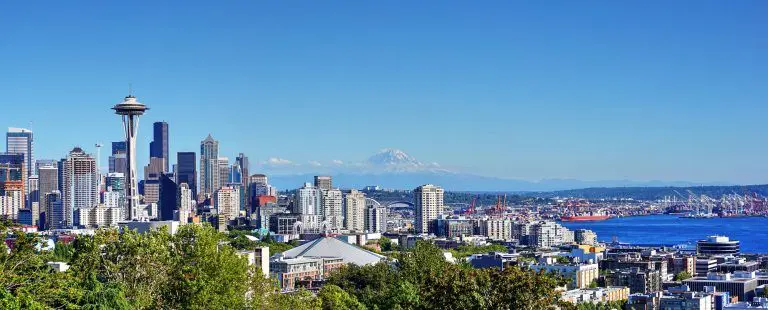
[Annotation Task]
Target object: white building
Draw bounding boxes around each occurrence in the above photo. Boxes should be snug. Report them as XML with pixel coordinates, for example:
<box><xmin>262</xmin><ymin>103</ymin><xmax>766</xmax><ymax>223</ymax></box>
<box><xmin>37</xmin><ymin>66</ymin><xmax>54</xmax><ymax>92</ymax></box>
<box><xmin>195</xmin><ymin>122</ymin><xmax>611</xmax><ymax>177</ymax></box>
<box><xmin>176</xmin><ymin>183</ymin><xmax>195</xmax><ymax>223</ymax></box>
<box><xmin>215</xmin><ymin>186</ymin><xmax>240</xmax><ymax>220</ymax></box>
<box><xmin>529</xmin><ymin>221</ymin><xmax>573</xmax><ymax>248</ymax></box>
<box><xmin>296</xmin><ymin>183</ymin><xmax>322</xmax><ymax>216</ymax></box>
<box><xmin>0</xmin><ymin>189</ymin><xmax>23</xmax><ymax>220</ymax></box>
<box><xmin>62</xmin><ymin>147</ymin><xmax>98</xmax><ymax>228</ymax></box>
<box><xmin>344</xmin><ymin>189</ymin><xmax>366</xmax><ymax>231</ymax></box>
<box><xmin>414</xmin><ymin>184</ymin><xmax>444</xmax><ymax>234</ymax></box>
<box><xmin>529</xmin><ymin>258</ymin><xmax>599</xmax><ymax>289</ymax></box>
<box><xmin>323</xmin><ymin>189</ymin><xmax>343</xmax><ymax>230</ymax></box>
<box><xmin>75</xmin><ymin>204</ymin><xmax>121</xmax><ymax>228</ymax></box>
<box><xmin>485</xmin><ymin>218</ymin><xmax>513</xmax><ymax>241</ymax></box>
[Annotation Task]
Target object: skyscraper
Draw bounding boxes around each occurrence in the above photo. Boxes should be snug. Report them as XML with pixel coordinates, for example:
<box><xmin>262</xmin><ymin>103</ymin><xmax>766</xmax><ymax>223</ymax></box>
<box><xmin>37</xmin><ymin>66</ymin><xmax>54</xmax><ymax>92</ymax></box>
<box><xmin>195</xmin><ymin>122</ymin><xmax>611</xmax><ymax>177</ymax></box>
<box><xmin>45</xmin><ymin>190</ymin><xmax>64</xmax><ymax>229</ymax></box>
<box><xmin>38</xmin><ymin>163</ymin><xmax>58</xmax><ymax>226</ymax></box>
<box><xmin>6</xmin><ymin>128</ymin><xmax>34</xmax><ymax>178</ymax></box>
<box><xmin>235</xmin><ymin>153</ymin><xmax>249</xmax><ymax>210</ymax></box>
<box><xmin>62</xmin><ymin>147</ymin><xmax>98</xmax><ymax>227</ymax></box>
<box><xmin>296</xmin><ymin>183</ymin><xmax>322</xmax><ymax>215</ymax></box>
<box><xmin>365</xmin><ymin>202</ymin><xmax>387</xmax><ymax>233</ymax></box>
<box><xmin>158</xmin><ymin>173</ymin><xmax>177</xmax><ymax>221</ymax></box>
<box><xmin>218</xmin><ymin>157</ymin><xmax>230</xmax><ymax>188</ymax></box>
<box><xmin>414</xmin><ymin>184</ymin><xmax>444</xmax><ymax>234</ymax></box>
<box><xmin>149</xmin><ymin>121</ymin><xmax>169</xmax><ymax>173</ymax></box>
<box><xmin>108</xmin><ymin>141</ymin><xmax>127</xmax><ymax>174</ymax></box>
<box><xmin>314</xmin><ymin>176</ymin><xmax>332</xmax><ymax>191</ymax></box>
<box><xmin>0</xmin><ymin>153</ymin><xmax>25</xmax><ymax>220</ymax></box>
<box><xmin>176</xmin><ymin>152</ymin><xmax>197</xmax><ymax>199</ymax></box>
<box><xmin>112</xmin><ymin>94</ymin><xmax>148</xmax><ymax>220</ymax></box>
<box><xmin>344</xmin><ymin>189</ymin><xmax>366</xmax><ymax>232</ymax></box>
<box><xmin>322</xmin><ymin>188</ymin><xmax>343</xmax><ymax>230</ymax></box>
<box><xmin>199</xmin><ymin>135</ymin><xmax>219</xmax><ymax>197</ymax></box>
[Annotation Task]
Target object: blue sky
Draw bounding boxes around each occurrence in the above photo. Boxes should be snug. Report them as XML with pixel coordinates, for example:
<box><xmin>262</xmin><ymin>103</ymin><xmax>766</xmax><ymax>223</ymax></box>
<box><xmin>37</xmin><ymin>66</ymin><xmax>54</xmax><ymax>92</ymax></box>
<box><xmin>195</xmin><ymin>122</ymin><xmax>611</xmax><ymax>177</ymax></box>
<box><xmin>0</xmin><ymin>1</ymin><xmax>766</xmax><ymax>183</ymax></box>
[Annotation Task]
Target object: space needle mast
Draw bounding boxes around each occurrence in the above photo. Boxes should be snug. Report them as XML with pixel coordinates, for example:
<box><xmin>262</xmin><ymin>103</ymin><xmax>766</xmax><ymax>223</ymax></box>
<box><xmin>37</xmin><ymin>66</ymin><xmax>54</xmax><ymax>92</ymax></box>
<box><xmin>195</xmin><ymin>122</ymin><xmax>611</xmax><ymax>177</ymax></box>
<box><xmin>112</xmin><ymin>91</ymin><xmax>148</xmax><ymax>220</ymax></box>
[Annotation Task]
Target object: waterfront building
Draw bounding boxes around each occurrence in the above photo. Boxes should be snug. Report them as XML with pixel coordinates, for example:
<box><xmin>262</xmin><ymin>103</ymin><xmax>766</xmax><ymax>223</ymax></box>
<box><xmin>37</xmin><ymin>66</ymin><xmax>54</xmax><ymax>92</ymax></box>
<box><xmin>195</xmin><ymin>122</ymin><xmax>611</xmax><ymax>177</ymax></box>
<box><xmin>176</xmin><ymin>152</ymin><xmax>197</xmax><ymax>199</ymax></box>
<box><xmin>575</xmin><ymin>229</ymin><xmax>598</xmax><ymax>245</ymax></box>
<box><xmin>62</xmin><ymin>147</ymin><xmax>98</xmax><ymax>227</ymax></box>
<box><xmin>149</xmin><ymin>121</ymin><xmax>169</xmax><ymax>173</ymax></box>
<box><xmin>364</xmin><ymin>200</ymin><xmax>387</xmax><ymax>233</ymax></box>
<box><xmin>344</xmin><ymin>189</ymin><xmax>366</xmax><ymax>231</ymax></box>
<box><xmin>215</xmin><ymin>186</ymin><xmax>240</xmax><ymax>221</ymax></box>
<box><xmin>414</xmin><ymin>184</ymin><xmax>444</xmax><ymax>234</ymax></box>
<box><xmin>313</xmin><ymin>175</ymin><xmax>332</xmax><ymax>191</ymax></box>
<box><xmin>199</xmin><ymin>134</ymin><xmax>219</xmax><ymax>197</ymax></box>
<box><xmin>698</xmin><ymin>236</ymin><xmax>740</xmax><ymax>257</ymax></box>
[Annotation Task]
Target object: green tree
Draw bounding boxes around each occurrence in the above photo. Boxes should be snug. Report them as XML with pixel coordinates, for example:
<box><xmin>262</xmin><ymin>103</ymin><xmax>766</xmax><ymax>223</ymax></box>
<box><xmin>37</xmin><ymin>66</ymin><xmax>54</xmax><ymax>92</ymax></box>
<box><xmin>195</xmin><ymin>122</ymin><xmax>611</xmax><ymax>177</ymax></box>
<box><xmin>318</xmin><ymin>284</ymin><xmax>366</xmax><ymax>310</ymax></box>
<box><xmin>674</xmin><ymin>271</ymin><xmax>692</xmax><ymax>281</ymax></box>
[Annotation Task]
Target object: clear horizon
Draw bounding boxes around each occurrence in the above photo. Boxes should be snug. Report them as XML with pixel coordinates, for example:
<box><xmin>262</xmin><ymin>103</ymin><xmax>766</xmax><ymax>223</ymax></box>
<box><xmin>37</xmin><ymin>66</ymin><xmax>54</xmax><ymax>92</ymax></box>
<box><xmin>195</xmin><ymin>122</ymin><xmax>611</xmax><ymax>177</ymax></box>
<box><xmin>1</xmin><ymin>1</ymin><xmax>766</xmax><ymax>184</ymax></box>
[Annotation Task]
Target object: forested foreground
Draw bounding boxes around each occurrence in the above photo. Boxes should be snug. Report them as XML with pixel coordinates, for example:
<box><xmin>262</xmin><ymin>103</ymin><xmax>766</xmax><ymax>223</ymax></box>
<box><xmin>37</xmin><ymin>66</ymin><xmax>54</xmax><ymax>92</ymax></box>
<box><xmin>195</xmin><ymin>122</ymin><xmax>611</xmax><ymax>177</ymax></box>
<box><xmin>0</xmin><ymin>222</ymin><xmax>578</xmax><ymax>309</ymax></box>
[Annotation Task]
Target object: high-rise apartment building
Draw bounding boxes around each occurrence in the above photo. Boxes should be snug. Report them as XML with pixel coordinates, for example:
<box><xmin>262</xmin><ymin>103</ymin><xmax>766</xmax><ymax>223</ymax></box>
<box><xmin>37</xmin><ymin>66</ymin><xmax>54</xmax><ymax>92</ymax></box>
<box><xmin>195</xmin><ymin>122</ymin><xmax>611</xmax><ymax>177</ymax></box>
<box><xmin>322</xmin><ymin>188</ymin><xmax>343</xmax><ymax>229</ymax></box>
<box><xmin>296</xmin><ymin>183</ymin><xmax>322</xmax><ymax>215</ymax></box>
<box><xmin>176</xmin><ymin>152</ymin><xmax>196</xmax><ymax>199</ymax></box>
<box><xmin>365</xmin><ymin>203</ymin><xmax>387</xmax><ymax>233</ymax></box>
<box><xmin>199</xmin><ymin>135</ymin><xmax>219</xmax><ymax>197</ymax></box>
<box><xmin>344</xmin><ymin>189</ymin><xmax>366</xmax><ymax>231</ymax></box>
<box><xmin>0</xmin><ymin>153</ymin><xmax>25</xmax><ymax>220</ymax></box>
<box><xmin>314</xmin><ymin>176</ymin><xmax>332</xmax><ymax>191</ymax></box>
<box><xmin>62</xmin><ymin>147</ymin><xmax>98</xmax><ymax>227</ymax></box>
<box><xmin>215</xmin><ymin>186</ymin><xmax>240</xmax><ymax>221</ymax></box>
<box><xmin>414</xmin><ymin>184</ymin><xmax>444</xmax><ymax>234</ymax></box>
<box><xmin>104</xmin><ymin>172</ymin><xmax>125</xmax><ymax>218</ymax></box>
<box><xmin>149</xmin><ymin>121</ymin><xmax>169</xmax><ymax>173</ymax></box>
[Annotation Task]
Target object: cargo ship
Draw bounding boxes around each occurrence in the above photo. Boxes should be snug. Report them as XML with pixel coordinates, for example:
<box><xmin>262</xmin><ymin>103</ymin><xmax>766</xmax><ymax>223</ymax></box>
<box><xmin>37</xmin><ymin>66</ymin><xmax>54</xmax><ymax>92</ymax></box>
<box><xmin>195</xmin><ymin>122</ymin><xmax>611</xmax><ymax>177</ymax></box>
<box><xmin>560</xmin><ymin>211</ymin><xmax>610</xmax><ymax>222</ymax></box>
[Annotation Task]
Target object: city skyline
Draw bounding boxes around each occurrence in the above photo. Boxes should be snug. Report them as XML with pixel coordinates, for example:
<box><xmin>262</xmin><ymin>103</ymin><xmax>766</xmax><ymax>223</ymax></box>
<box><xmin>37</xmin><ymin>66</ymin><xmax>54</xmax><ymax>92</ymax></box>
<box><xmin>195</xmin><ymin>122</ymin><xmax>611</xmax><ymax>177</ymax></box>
<box><xmin>1</xmin><ymin>2</ymin><xmax>767</xmax><ymax>184</ymax></box>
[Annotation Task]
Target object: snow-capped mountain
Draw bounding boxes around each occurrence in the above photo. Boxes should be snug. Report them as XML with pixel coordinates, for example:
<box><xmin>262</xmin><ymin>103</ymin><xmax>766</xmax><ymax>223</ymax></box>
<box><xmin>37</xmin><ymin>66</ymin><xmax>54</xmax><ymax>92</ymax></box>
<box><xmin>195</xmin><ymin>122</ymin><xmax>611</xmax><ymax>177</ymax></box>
<box><xmin>365</xmin><ymin>149</ymin><xmax>446</xmax><ymax>173</ymax></box>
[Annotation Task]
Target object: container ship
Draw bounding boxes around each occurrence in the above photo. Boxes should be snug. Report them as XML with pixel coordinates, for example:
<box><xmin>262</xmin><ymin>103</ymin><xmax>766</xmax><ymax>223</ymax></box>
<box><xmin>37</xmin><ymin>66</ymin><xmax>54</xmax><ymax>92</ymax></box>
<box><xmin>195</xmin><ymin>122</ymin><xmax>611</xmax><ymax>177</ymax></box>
<box><xmin>560</xmin><ymin>211</ymin><xmax>610</xmax><ymax>222</ymax></box>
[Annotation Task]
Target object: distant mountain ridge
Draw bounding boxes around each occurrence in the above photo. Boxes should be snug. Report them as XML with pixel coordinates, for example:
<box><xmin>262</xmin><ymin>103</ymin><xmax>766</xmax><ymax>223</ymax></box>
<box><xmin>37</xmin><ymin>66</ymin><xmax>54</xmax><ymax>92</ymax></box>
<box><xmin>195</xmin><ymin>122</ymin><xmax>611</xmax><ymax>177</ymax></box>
<box><xmin>263</xmin><ymin>149</ymin><xmax>730</xmax><ymax>192</ymax></box>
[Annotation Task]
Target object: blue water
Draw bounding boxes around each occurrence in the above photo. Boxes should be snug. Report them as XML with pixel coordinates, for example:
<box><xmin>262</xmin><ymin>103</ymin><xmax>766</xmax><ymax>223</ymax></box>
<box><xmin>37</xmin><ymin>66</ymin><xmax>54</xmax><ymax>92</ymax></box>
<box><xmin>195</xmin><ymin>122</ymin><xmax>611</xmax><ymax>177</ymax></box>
<box><xmin>560</xmin><ymin>215</ymin><xmax>768</xmax><ymax>253</ymax></box>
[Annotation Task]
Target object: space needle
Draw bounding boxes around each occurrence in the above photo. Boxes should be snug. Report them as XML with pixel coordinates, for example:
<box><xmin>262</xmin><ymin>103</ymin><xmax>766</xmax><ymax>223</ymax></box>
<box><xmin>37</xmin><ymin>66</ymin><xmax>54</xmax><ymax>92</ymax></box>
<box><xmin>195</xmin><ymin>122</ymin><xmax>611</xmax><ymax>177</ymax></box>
<box><xmin>112</xmin><ymin>93</ymin><xmax>148</xmax><ymax>220</ymax></box>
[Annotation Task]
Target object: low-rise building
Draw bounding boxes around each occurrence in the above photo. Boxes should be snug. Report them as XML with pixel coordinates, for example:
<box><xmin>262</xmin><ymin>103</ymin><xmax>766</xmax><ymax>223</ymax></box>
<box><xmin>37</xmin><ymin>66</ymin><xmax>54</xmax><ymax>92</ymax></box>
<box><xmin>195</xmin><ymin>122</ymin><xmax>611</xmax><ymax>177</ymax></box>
<box><xmin>561</xmin><ymin>286</ymin><xmax>630</xmax><ymax>304</ymax></box>
<box><xmin>605</xmin><ymin>268</ymin><xmax>662</xmax><ymax>294</ymax></box>
<box><xmin>528</xmin><ymin>257</ymin><xmax>599</xmax><ymax>289</ymax></box>
<box><xmin>683</xmin><ymin>272</ymin><xmax>759</xmax><ymax>302</ymax></box>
